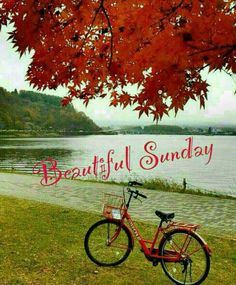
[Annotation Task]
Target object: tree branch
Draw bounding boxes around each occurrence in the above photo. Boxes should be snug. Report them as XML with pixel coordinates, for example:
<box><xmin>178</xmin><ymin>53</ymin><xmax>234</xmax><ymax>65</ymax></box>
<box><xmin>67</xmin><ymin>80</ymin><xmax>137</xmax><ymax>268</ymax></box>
<box><xmin>197</xmin><ymin>63</ymin><xmax>210</xmax><ymax>73</ymax></box>
<box><xmin>159</xmin><ymin>0</ymin><xmax>185</xmax><ymax>27</ymax></box>
<box><xmin>227</xmin><ymin>3</ymin><xmax>236</xmax><ymax>13</ymax></box>
<box><xmin>100</xmin><ymin>2</ymin><xmax>113</xmax><ymax>69</ymax></box>
<box><xmin>188</xmin><ymin>44</ymin><xmax>236</xmax><ymax>56</ymax></box>
<box><xmin>222</xmin><ymin>68</ymin><xmax>233</xmax><ymax>78</ymax></box>
<box><xmin>78</xmin><ymin>2</ymin><xmax>102</xmax><ymax>55</ymax></box>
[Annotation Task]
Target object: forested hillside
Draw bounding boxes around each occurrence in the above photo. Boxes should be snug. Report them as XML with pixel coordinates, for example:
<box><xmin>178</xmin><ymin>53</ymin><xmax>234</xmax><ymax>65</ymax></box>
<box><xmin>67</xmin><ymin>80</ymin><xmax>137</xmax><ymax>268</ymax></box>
<box><xmin>0</xmin><ymin>87</ymin><xmax>100</xmax><ymax>133</ymax></box>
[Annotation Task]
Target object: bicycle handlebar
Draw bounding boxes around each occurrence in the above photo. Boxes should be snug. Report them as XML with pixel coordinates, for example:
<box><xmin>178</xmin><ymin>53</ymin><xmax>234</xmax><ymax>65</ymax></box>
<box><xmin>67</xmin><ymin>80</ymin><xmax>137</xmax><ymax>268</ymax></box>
<box><xmin>125</xmin><ymin>181</ymin><xmax>147</xmax><ymax>208</ymax></box>
<box><xmin>128</xmin><ymin>181</ymin><xmax>143</xmax><ymax>187</ymax></box>
<box><xmin>128</xmin><ymin>188</ymin><xmax>147</xmax><ymax>199</ymax></box>
<box><xmin>136</xmin><ymin>191</ymin><xmax>147</xmax><ymax>199</ymax></box>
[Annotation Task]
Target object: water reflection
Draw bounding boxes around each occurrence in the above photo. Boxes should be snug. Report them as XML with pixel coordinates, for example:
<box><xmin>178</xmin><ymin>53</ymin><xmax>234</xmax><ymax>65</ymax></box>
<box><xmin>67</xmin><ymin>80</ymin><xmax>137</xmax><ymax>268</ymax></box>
<box><xmin>0</xmin><ymin>148</ymin><xmax>72</xmax><ymax>170</ymax></box>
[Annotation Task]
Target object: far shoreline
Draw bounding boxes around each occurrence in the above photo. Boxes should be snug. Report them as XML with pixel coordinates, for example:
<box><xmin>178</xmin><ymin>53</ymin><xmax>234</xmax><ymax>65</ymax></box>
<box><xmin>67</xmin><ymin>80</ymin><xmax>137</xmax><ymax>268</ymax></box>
<box><xmin>1</xmin><ymin>131</ymin><xmax>236</xmax><ymax>139</ymax></box>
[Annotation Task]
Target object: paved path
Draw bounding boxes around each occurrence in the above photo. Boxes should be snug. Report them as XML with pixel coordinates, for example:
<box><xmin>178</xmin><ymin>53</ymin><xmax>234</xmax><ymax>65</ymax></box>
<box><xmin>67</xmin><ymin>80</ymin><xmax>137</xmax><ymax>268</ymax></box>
<box><xmin>0</xmin><ymin>173</ymin><xmax>235</xmax><ymax>236</ymax></box>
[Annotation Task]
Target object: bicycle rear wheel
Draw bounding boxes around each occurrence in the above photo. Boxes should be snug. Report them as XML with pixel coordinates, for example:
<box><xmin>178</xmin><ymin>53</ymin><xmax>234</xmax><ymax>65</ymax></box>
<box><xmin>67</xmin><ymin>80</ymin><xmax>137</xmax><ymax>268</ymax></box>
<box><xmin>84</xmin><ymin>219</ymin><xmax>133</xmax><ymax>266</ymax></box>
<box><xmin>159</xmin><ymin>229</ymin><xmax>210</xmax><ymax>285</ymax></box>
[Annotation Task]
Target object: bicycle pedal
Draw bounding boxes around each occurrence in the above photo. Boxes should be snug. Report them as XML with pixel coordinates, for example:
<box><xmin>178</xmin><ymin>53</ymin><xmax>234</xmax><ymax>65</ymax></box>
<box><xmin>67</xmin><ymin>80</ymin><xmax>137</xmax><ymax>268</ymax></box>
<box><xmin>152</xmin><ymin>260</ymin><xmax>159</xmax><ymax>266</ymax></box>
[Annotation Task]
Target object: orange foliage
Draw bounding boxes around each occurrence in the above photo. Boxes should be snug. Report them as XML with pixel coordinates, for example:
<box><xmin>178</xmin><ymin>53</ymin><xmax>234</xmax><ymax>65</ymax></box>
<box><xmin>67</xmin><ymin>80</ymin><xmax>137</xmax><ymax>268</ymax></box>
<box><xmin>0</xmin><ymin>0</ymin><xmax>235</xmax><ymax>120</ymax></box>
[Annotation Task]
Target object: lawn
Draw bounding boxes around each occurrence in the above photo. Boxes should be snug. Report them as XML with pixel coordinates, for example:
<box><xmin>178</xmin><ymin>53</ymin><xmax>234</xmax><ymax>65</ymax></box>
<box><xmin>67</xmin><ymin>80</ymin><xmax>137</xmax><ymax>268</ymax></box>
<box><xmin>0</xmin><ymin>195</ymin><xmax>235</xmax><ymax>285</ymax></box>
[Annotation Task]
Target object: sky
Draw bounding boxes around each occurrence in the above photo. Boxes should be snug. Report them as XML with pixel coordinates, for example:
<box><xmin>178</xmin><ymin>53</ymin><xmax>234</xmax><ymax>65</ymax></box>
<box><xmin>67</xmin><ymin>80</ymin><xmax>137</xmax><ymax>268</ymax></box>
<box><xmin>0</xmin><ymin>25</ymin><xmax>235</xmax><ymax>127</ymax></box>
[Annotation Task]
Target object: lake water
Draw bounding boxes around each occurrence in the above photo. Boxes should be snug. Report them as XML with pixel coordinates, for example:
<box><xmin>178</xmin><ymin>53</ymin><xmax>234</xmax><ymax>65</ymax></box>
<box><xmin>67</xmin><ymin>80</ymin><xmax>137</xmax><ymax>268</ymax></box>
<box><xmin>0</xmin><ymin>135</ymin><xmax>235</xmax><ymax>197</ymax></box>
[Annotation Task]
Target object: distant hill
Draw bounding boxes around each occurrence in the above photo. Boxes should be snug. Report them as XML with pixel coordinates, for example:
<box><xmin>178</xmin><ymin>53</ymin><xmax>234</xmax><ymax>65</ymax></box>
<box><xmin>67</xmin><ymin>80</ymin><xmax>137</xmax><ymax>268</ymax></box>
<box><xmin>116</xmin><ymin>124</ymin><xmax>236</xmax><ymax>135</ymax></box>
<box><xmin>0</xmin><ymin>87</ymin><xmax>100</xmax><ymax>133</ymax></box>
<box><xmin>143</xmin><ymin>124</ymin><xmax>184</xmax><ymax>134</ymax></box>
<box><xmin>117</xmin><ymin>124</ymin><xmax>185</xmax><ymax>134</ymax></box>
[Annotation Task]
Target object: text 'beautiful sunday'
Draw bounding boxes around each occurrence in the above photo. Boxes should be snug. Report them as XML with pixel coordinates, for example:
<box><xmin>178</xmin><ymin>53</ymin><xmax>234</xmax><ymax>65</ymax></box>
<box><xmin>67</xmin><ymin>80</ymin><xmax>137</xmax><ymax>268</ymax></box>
<box><xmin>32</xmin><ymin>136</ymin><xmax>213</xmax><ymax>186</ymax></box>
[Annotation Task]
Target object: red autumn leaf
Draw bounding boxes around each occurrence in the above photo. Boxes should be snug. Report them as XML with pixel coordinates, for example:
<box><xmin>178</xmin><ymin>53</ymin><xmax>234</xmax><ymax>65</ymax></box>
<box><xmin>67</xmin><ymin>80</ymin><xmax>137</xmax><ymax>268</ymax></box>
<box><xmin>0</xmin><ymin>0</ymin><xmax>235</xmax><ymax>120</ymax></box>
<box><xmin>61</xmin><ymin>96</ymin><xmax>72</xmax><ymax>106</ymax></box>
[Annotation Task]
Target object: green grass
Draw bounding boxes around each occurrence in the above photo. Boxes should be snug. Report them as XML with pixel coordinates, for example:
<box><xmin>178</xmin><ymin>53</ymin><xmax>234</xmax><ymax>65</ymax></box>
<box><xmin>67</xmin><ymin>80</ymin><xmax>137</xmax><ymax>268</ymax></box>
<box><xmin>0</xmin><ymin>195</ymin><xmax>235</xmax><ymax>285</ymax></box>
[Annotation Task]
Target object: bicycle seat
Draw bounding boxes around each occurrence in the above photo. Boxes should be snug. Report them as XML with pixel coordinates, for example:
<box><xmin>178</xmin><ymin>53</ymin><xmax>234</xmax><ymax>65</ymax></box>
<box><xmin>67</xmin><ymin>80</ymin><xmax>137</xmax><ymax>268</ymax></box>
<box><xmin>155</xmin><ymin>210</ymin><xmax>175</xmax><ymax>221</ymax></box>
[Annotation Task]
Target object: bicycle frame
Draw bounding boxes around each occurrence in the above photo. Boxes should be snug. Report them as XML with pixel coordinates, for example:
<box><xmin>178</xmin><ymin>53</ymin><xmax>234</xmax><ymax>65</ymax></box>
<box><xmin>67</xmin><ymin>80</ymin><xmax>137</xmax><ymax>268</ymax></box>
<box><xmin>109</xmin><ymin>207</ymin><xmax>210</xmax><ymax>262</ymax></box>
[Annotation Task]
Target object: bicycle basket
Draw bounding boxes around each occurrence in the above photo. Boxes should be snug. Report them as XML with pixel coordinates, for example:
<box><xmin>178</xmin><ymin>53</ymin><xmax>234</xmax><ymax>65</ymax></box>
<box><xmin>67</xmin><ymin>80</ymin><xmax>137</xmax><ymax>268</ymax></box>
<box><xmin>102</xmin><ymin>193</ymin><xmax>125</xmax><ymax>220</ymax></box>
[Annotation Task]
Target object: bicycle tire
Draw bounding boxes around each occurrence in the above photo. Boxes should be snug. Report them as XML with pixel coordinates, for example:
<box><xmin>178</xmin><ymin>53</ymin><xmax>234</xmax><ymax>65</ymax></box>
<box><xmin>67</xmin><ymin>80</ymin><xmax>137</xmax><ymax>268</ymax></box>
<box><xmin>159</xmin><ymin>229</ymin><xmax>210</xmax><ymax>285</ymax></box>
<box><xmin>84</xmin><ymin>219</ymin><xmax>133</xmax><ymax>266</ymax></box>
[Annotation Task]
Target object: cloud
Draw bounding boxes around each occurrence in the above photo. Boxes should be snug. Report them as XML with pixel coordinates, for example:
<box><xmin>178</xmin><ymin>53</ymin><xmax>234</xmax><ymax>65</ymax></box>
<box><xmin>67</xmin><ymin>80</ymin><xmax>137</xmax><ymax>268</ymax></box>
<box><xmin>205</xmin><ymin>90</ymin><xmax>236</xmax><ymax>117</ymax></box>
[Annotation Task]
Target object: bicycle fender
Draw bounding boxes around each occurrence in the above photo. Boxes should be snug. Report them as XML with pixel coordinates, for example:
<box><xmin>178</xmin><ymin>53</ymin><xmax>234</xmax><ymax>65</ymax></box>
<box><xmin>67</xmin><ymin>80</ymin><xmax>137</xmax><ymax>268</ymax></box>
<box><xmin>193</xmin><ymin>231</ymin><xmax>212</xmax><ymax>256</ymax></box>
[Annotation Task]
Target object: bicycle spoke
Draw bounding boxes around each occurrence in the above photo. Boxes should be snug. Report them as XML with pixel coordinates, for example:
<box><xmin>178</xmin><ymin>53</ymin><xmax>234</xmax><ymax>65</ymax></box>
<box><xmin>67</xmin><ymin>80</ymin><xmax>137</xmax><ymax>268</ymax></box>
<box><xmin>182</xmin><ymin>235</ymin><xmax>192</xmax><ymax>253</ymax></box>
<box><xmin>187</xmin><ymin>246</ymin><xmax>203</xmax><ymax>257</ymax></box>
<box><xmin>107</xmin><ymin>222</ymin><xmax>111</xmax><ymax>240</ymax></box>
<box><xmin>109</xmin><ymin>243</ymin><xmax>130</xmax><ymax>250</ymax></box>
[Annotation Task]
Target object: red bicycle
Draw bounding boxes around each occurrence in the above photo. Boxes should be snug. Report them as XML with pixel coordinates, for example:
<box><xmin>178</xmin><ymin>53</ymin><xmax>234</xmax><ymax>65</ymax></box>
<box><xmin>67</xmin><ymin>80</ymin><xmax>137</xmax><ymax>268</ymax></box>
<box><xmin>84</xmin><ymin>181</ymin><xmax>211</xmax><ymax>285</ymax></box>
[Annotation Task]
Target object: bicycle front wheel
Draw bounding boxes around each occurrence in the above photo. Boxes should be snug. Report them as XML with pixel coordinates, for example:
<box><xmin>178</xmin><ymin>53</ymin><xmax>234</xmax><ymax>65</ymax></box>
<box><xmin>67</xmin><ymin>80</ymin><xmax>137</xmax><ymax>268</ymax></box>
<box><xmin>84</xmin><ymin>219</ymin><xmax>133</xmax><ymax>266</ymax></box>
<box><xmin>159</xmin><ymin>229</ymin><xmax>210</xmax><ymax>285</ymax></box>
